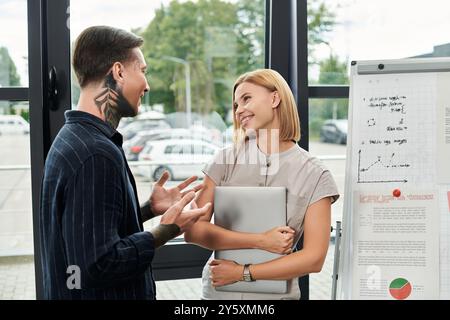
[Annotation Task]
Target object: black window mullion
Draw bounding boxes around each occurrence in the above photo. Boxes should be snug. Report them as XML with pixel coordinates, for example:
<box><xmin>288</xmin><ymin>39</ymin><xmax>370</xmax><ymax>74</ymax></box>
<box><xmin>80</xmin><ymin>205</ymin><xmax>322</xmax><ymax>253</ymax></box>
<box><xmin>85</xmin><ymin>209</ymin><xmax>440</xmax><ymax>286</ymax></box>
<box><xmin>0</xmin><ymin>88</ymin><xmax>29</xmax><ymax>101</ymax></box>
<box><xmin>46</xmin><ymin>0</ymin><xmax>71</xmax><ymax>141</ymax></box>
<box><xmin>152</xmin><ymin>243</ymin><xmax>211</xmax><ymax>281</ymax></box>
<box><xmin>28</xmin><ymin>0</ymin><xmax>47</xmax><ymax>300</ymax></box>
<box><xmin>267</xmin><ymin>0</ymin><xmax>309</xmax><ymax>151</ymax></box>
<box><xmin>309</xmin><ymin>85</ymin><xmax>349</xmax><ymax>99</ymax></box>
<box><xmin>264</xmin><ymin>0</ymin><xmax>271</xmax><ymax>69</ymax></box>
<box><xmin>296</xmin><ymin>0</ymin><xmax>309</xmax><ymax>153</ymax></box>
<box><xmin>28</xmin><ymin>0</ymin><xmax>71</xmax><ymax>300</ymax></box>
<box><xmin>267</xmin><ymin>0</ymin><xmax>291</xmax><ymax>78</ymax></box>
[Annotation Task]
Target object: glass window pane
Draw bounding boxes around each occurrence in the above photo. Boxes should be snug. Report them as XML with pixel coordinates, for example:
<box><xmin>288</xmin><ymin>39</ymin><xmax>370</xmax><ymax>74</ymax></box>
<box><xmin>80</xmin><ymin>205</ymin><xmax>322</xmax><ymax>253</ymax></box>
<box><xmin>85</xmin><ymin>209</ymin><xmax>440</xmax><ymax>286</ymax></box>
<box><xmin>0</xmin><ymin>102</ymin><xmax>34</xmax><ymax>299</ymax></box>
<box><xmin>0</xmin><ymin>0</ymin><xmax>28</xmax><ymax>87</ymax></box>
<box><xmin>309</xmin><ymin>0</ymin><xmax>450</xmax><ymax>84</ymax></box>
<box><xmin>308</xmin><ymin>98</ymin><xmax>347</xmax><ymax>299</ymax></box>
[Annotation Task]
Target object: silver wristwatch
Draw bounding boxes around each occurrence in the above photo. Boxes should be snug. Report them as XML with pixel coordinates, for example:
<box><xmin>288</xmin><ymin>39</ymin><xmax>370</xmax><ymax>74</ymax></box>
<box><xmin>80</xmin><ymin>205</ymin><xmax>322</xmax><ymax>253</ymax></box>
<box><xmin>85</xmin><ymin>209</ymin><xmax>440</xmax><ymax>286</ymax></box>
<box><xmin>243</xmin><ymin>264</ymin><xmax>254</xmax><ymax>282</ymax></box>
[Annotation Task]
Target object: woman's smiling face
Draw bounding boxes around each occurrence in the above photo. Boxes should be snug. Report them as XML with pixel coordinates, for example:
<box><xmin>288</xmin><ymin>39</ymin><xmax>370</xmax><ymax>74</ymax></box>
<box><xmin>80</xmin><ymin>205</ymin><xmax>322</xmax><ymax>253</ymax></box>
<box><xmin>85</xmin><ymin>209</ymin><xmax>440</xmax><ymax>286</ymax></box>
<box><xmin>233</xmin><ymin>82</ymin><xmax>279</xmax><ymax>132</ymax></box>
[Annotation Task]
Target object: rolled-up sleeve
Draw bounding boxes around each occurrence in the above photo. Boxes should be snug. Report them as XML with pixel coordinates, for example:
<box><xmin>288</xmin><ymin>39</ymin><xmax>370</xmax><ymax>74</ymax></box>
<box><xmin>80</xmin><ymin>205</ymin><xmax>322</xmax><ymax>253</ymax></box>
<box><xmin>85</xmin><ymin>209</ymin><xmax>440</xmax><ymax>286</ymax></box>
<box><xmin>309</xmin><ymin>170</ymin><xmax>340</xmax><ymax>206</ymax></box>
<box><xmin>62</xmin><ymin>154</ymin><xmax>155</xmax><ymax>289</ymax></box>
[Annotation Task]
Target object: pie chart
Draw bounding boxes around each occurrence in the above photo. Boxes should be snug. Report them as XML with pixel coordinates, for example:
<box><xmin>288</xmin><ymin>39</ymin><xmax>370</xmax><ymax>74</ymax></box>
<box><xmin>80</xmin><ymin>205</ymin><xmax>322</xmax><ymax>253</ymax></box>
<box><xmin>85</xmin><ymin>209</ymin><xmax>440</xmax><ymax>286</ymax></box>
<box><xmin>389</xmin><ymin>278</ymin><xmax>412</xmax><ymax>300</ymax></box>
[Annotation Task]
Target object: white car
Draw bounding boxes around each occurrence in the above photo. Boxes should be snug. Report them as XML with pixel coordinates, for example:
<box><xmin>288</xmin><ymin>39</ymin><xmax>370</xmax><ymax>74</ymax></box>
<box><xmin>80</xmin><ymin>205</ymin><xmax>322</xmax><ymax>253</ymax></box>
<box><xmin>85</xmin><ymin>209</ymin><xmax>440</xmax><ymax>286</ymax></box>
<box><xmin>0</xmin><ymin>115</ymin><xmax>30</xmax><ymax>135</ymax></box>
<box><xmin>137</xmin><ymin>139</ymin><xmax>219</xmax><ymax>181</ymax></box>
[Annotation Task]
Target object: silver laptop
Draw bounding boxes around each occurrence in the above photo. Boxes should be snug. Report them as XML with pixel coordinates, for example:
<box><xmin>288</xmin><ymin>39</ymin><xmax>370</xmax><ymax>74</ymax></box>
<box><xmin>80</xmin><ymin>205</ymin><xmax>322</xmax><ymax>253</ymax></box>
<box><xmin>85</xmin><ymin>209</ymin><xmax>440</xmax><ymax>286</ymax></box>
<box><xmin>214</xmin><ymin>186</ymin><xmax>288</xmax><ymax>294</ymax></box>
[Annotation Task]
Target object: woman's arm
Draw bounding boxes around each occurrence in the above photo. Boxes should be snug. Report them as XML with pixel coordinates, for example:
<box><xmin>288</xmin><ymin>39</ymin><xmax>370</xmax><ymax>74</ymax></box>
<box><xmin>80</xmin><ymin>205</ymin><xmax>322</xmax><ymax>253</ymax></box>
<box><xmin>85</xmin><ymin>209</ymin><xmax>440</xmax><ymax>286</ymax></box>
<box><xmin>184</xmin><ymin>175</ymin><xmax>294</xmax><ymax>253</ymax></box>
<box><xmin>209</xmin><ymin>197</ymin><xmax>331</xmax><ymax>286</ymax></box>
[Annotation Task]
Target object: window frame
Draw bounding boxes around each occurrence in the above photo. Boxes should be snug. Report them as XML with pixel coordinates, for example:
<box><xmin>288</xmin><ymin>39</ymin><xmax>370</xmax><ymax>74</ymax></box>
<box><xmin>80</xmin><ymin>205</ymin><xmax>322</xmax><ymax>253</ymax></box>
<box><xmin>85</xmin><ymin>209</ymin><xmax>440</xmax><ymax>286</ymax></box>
<box><xmin>27</xmin><ymin>0</ymin><xmax>72</xmax><ymax>299</ymax></box>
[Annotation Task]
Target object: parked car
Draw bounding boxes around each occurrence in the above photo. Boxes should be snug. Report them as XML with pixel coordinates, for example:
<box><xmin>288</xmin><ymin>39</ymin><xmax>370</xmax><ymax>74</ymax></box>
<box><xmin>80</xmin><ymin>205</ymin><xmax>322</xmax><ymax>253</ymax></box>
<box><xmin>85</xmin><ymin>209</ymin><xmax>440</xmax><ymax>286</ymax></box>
<box><xmin>137</xmin><ymin>139</ymin><xmax>218</xmax><ymax>181</ymax></box>
<box><xmin>0</xmin><ymin>115</ymin><xmax>30</xmax><ymax>135</ymax></box>
<box><xmin>135</xmin><ymin>110</ymin><xmax>166</xmax><ymax>121</ymax></box>
<box><xmin>320</xmin><ymin>119</ymin><xmax>347</xmax><ymax>144</ymax></box>
<box><xmin>124</xmin><ymin>127</ymin><xmax>223</xmax><ymax>161</ymax></box>
<box><xmin>117</xmin><ymin>117</ymin><xmax>134</xmax><ymax>131</ymax></box>
<box><xmin>189</xmin><ymin>124</ymin><xmax>223</xmax><ymax>146</ymax></box>
<box><xmin>116</xmin><ymin>109</ymin><xmax>168</xmax><ymax>138</ymax></box>
<box><xmin>119</xmin><ymin>119</ymin><xmax>171</xmax><ymax>141</ymax></box>
<box><xmin>124</xmin><ymin>128</ymin><xmax>188</xmax><ymax>161</ymax></box>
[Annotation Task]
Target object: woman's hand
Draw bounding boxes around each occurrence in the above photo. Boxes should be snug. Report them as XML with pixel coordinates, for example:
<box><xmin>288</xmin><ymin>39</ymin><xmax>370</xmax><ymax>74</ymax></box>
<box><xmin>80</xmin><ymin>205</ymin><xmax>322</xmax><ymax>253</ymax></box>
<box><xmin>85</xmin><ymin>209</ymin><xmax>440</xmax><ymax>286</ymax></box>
<box><xmin>209</xmin><ymin>259</ymin><xmax>244</xmax><ymax>287</ymax></box>
<box><xmin>259</xmin><ymin>226</ymin><xmax>295</xmax><ymax>254</ymax></box>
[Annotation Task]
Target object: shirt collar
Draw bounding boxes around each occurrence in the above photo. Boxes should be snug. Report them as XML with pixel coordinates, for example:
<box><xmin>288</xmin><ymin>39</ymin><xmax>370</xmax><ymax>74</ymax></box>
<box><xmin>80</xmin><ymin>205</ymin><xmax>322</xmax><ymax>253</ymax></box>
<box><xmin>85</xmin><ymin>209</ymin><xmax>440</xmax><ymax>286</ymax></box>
<box><xmin>64</xmin><ymin>110</ymin><xmax>123</xmax><ymax>146</ymax></box>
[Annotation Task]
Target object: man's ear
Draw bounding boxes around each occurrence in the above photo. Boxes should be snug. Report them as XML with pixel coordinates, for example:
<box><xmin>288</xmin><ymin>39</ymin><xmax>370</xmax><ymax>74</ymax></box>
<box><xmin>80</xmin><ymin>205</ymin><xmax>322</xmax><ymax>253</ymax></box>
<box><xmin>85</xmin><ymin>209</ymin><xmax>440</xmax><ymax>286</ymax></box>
<box><xmin>110</xmin><ymin>62</ymin><xmax>125</xmax><ymax>84</ymax></box>
<box><xmin>271</xmin><ymin>91</ymin><xmax>281</xmax><ymax>109</ymax></box>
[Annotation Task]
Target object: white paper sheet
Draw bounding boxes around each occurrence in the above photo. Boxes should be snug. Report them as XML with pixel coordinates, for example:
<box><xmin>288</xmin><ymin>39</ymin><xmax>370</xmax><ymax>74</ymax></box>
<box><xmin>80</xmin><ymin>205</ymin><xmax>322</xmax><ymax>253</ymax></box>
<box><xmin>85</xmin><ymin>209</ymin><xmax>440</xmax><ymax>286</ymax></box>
<box><xmin>351</xmin><ymin>73</ymin><xmax>436</xmax><ymax>186</ymax></box>
<box><xmin>352</xmin><ymin>190</ymin><xmax>440</xmax><ymax>300</ymax></box>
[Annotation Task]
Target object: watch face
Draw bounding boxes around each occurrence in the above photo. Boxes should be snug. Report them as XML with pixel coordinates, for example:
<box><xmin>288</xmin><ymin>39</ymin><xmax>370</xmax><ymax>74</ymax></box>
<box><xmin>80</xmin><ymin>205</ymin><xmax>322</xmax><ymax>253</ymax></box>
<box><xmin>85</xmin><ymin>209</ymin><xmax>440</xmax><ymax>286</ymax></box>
<box><xmin>243</xmin><ymin>265</ymin><xmax>253</xmax><ymax>282</ymax></box>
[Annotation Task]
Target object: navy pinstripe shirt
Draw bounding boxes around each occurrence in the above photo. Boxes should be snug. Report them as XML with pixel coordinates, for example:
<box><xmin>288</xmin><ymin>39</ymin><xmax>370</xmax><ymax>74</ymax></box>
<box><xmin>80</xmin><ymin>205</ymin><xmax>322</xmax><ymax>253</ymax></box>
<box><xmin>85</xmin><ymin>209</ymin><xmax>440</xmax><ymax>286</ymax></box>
<box><xmin>40</xmin><ymin>110</ymin><xmax>156</xmax><ymax>300</ymax></box>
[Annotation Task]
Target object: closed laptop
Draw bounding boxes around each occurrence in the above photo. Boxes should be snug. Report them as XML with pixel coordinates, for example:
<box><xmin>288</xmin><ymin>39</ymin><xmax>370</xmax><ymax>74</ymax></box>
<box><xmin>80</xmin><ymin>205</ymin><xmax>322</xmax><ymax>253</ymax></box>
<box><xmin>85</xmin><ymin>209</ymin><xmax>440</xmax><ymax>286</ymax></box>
<box><xmin>214</xmin><ymin>186</ymin><xmax>288</xmax><ymax>294</ymax></box>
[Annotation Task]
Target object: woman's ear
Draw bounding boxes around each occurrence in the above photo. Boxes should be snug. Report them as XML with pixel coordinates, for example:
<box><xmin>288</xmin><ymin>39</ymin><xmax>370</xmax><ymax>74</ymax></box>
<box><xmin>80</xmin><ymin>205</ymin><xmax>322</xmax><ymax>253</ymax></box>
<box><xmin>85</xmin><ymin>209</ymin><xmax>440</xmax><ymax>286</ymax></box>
<box><xmin>271</xmin><ymin>91</ymin><xmax>281</xmax><ymax>109</ymax></box>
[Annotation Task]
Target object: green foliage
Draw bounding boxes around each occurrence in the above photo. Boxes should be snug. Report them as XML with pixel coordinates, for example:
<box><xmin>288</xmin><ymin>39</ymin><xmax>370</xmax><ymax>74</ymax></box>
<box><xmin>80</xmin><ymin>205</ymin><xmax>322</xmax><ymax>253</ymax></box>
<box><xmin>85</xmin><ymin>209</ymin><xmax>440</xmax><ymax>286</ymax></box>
<box><xmin>0</xmin><ymin>46</ymin><xmax>21</xmax><ymax>86</ymax></box>
<box><xmin>0</xmin><ymin>47</ymin><xmax>22</xmax><ymax>113</ymax></box>
<box><xmin>310</xmin><ymin>54</ymin><xmax>349</xmax><ymax>140</ymax></box>
<box><xmin>20</xmin><ymin>109</ymin><xmax>29</xmax><ymax>122</ymax></box>
<box><xmin>309</xmin><ymin>117</ymin><xmax>324</xmax><ymax>140</ymax></box>
<box><xmin>308</xmin><ymin>0</ymin><xmax>336</xmax><ymax>65</ymax></box>
<box><xmin>140</xmin><ymin>0</ymin><xmax>264</xmax><ymax>122</ymax></box>
<box><xmin>319</xmin><ymin>54</ymin><xmax>348</xmax><ymax>85</ymax></box>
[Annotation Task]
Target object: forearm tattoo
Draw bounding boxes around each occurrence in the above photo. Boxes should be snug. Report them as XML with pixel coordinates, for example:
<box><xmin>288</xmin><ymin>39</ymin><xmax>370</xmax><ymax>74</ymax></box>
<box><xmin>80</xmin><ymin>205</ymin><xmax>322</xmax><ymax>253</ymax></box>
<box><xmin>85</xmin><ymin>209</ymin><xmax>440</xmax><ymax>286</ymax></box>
<box><xmin>94</xmin><ymin>72</ymin><xmax>134</xmax><ymax>129</ymax></box>
<box><xmin>150</xmin><ymin>224</ymin><xmax>181</xmax><ymax>248</ymax></box>
<box><xmin>140</xmin><ymin>200</ymin><xmax>155</xmax><ymax>223</ymax></box>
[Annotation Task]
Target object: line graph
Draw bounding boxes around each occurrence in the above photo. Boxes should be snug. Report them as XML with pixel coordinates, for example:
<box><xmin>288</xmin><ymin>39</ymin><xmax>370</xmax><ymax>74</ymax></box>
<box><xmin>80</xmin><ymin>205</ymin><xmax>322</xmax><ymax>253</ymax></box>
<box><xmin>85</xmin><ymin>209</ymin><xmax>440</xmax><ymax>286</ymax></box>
<box><xmin>357</xmin><ymin>149</ymin><xmax>409</xmax><ymax>184</ymax></box>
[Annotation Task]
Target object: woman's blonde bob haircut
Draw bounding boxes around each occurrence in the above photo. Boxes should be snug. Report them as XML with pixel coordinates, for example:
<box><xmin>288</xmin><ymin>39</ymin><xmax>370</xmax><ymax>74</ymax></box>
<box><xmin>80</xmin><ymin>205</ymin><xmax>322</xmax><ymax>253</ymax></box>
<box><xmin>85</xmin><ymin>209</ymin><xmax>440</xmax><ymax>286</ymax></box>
<box><xmin>232</xmin><ymin>68</ymin><xmax>301</xmax><ymax>144</ymax></box>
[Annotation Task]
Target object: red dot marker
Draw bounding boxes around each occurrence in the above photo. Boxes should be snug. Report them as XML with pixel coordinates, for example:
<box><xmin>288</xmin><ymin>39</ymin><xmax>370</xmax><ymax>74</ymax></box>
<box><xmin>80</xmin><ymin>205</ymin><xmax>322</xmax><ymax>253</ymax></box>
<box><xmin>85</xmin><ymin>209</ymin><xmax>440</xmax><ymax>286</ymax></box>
<box><xmin>393</xmin><ymin>189</ymin><xmax>401</xmax><ymax>197</ymax></box>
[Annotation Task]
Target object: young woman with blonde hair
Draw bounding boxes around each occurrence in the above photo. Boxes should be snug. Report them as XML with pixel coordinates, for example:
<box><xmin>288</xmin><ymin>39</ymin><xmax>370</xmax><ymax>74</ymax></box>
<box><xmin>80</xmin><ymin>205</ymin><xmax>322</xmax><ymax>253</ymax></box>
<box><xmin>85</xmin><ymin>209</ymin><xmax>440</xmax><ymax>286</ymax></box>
<box><xmin>184</xmin><ymin>68</ymin><xmax>339</xmax><ymax>300</ymax></box>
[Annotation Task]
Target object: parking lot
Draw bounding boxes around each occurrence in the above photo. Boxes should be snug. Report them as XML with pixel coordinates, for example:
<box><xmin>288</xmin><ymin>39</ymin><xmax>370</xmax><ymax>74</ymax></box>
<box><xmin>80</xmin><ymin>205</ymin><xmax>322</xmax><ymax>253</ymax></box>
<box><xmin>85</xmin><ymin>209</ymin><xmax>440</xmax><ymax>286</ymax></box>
<box><xmin>0</xmin><ymin>133</ymin><xmax>346</xmax><ymax>299</ymax></box>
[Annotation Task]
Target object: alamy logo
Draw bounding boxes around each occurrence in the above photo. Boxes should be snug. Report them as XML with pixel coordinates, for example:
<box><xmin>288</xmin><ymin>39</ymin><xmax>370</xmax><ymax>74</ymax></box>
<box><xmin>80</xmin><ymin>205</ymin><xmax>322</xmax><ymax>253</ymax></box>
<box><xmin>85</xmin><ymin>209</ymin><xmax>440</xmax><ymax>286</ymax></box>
<box><xmin>66</xmin><ymin>265</ymin><xmax>81</xmax><ymax>290</ymax></box>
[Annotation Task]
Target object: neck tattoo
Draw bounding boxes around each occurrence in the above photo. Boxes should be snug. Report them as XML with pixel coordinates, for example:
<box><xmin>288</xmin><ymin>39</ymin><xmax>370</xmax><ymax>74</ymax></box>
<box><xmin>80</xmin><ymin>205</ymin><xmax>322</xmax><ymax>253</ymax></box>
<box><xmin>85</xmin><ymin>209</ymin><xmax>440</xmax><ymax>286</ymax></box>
<box><xmin>94</xmin><ymin>73</ymin><xmax>135</xmax><ymax>129</ymax></box>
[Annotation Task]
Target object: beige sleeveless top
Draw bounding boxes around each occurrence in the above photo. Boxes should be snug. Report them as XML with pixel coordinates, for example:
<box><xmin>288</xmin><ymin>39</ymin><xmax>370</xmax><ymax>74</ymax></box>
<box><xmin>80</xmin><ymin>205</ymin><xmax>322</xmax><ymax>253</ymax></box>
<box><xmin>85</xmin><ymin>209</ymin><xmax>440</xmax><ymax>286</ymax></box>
<box><xmin>200</xmin><ymin>139</ymin><xmax>339</xmax><ymax>300</ymax></box>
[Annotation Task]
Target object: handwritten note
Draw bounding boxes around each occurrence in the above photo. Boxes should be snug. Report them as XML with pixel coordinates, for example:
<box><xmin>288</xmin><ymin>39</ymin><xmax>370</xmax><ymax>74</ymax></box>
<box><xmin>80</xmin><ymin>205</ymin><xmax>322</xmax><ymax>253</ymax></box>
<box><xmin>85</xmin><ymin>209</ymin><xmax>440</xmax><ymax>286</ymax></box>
<box><xmin>352</xmin><ymin>74</ymin><xmax>436</xmax><ymax>186</ymax></box>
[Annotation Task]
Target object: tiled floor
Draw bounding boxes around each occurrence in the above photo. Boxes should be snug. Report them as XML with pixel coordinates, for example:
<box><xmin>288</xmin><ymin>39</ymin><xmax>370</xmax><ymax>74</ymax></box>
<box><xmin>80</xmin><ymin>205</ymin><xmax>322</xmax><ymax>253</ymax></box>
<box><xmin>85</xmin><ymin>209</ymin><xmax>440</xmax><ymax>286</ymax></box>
<box><xmin>0</xmin><ymin>256</ymin><xmax>35</xmax><ymax>300</ymax></box>
<box><xmin>0</xmin><ymin>243</ymin><xmax>336</xmax><ymax>300</ymax></box>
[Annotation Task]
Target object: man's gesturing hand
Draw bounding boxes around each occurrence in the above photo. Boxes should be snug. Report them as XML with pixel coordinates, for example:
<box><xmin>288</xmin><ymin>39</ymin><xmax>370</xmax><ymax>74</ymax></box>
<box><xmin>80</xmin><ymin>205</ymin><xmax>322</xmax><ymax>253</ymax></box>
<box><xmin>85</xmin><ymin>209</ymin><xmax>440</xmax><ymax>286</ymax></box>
<box><xmin>150</xmin><ymin>172</ymin><xmax>204</xmax><ymax>216</ymax></box>
<box><xmin>160</xmin><ymin>191</ymin><xmax>211</xmax><ymax>234</ymax></box>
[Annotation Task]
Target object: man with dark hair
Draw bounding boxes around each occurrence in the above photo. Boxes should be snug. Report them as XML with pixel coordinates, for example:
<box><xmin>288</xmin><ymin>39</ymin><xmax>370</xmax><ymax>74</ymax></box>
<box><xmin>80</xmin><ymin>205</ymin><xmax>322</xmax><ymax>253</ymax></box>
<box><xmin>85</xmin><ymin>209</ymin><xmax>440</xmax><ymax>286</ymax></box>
<box><xmin>39</xmin><ymin>26</ymin><xmax>210</xmax><ymax>300</ymax></box>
